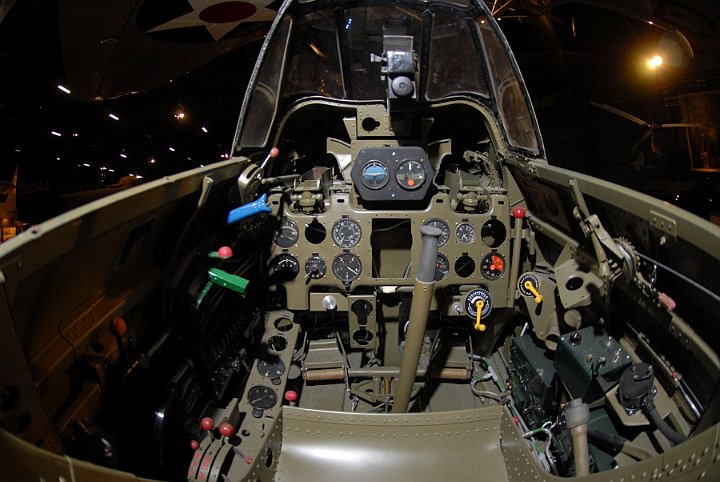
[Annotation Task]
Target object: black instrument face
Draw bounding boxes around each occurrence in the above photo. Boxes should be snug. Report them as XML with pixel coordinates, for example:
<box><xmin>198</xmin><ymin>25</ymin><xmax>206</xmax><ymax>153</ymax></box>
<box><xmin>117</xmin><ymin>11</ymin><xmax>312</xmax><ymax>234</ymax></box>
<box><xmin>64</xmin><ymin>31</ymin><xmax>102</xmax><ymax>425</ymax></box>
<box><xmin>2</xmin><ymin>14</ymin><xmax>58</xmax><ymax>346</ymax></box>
<box><xmin>480</xmin><ymin>253</ymin><xmax>506</xmax><ymax>280</ymax></box>
<box><xmin>272</xmin><ymin>253</ymin><xmax>300</xmax><ymax>281</ymax></box>
<box><xmin>435</xmin><ymin>254</ymin><xmax>449</xmax><ymax>281</ymax></box>
<box><xmin>464</xmin><ymin>288</ymin><xmax>492</xmax><ymax>320</ymax></box>
<box><xmin>396</xmin><ymin>159</ymin><xmax>425</xmax><ymax>190</ymax></box>
<box><xmin>257</xmin><ymin>358</ymin><xmax>286</xmax><ymax>380</ymax></box>
<box><xmin>424</xmin><ymin>219</ymin><xmax>449</xmax><ymax>247</ymax></box>
<box><xmin>361</xmin><ymin>161</ymin><xmax>389</xmax><ymax>189</ymax></box>
<box><xmin>247</xmin><ymin>385</ymin><xmax>278</xmax><ymax>410</ymax></box>
<box><xmin>332</xmin><ymin>218</ymin><xmax>362</xmax><ymax>248</ymax></box>
<box><xmin>455</xmin><ymin>222</ymin><xmax>475</xmax><ymax>243</ymax></box>
<box><xmin>274</xmin><ymin>219</ymin><xmax>299</xmax><ymax>248</ymax></box>
<box><xmin>332</xmin><ymin>253</ymin><xmax>362</xmax><ymax>283</ymax></box>
<box><xmin>305</xmin><ymin>255</ymin><xmax>327</xmax><ymax>279</ymax></box>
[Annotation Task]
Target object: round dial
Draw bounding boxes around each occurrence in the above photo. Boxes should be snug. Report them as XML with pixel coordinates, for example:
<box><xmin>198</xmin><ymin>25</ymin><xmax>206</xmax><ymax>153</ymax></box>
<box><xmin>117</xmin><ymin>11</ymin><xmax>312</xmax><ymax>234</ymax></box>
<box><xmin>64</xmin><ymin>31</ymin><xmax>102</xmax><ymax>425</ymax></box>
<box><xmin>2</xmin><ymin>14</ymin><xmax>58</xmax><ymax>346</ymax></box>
<box><xmin>361</xmin><ymin>161</ymin><xmax>389</xmax><ymax>189</ymax></box>
<box><xmin>247</xmin><ymin>385</ymin><xmax>278</xmax><ymax>410</ymax></box>
<box><xmin>455</xmin><ymin>222</ymin><xmax>476</xmax><ymax>243</ymax></box>
<box><xmin>257</xmin><ymin>357</ymin><xmax>286</xmax><ymax>380</ymax></box>
<box><xmin>395</xmin><ymin>159</ymin><xmax>426</xmax><ymax>190</ymax></box>
<box><xmin>305</xmin><ymin>255</ymin><xmax>327</xmax><ymax>280</ymax></box>
<box><xmin>273</xmin><ymin>219</ymin><xmax>298</xmax><ymax>248</ymax></box>
<box><xmin>480</xmin><ymin>253</ymin><xmax>506</xmax><ymax>280</ymax></box>
<box><xmin>464</xmin><ymin>288</ymin><xmax>492</xmax><ymax>320</ymax></box>
<box><xmin>332</xmin><ymin>253</ymin><xmax>362</xmax><ymax>283</ymax></box>
<box><xmin>423</xmin><ymin>219</ymin><xmax>449</xmax><ymax>247</ymax></box>
<box><xmin>435</xmin><ymin>254</ymin><xmax>449</xmax><ymax>281</ymax></box>
<box><xmin>332</xmin><ymin>218</ymin><xmax>362</xmax><ymax>248</ymax></box>
<box><xmin>518</xmin><ymin>273</ymin><xmax>540</xmax><ymax>297</ymax></box>
<box><xmin>272</xmin><ymin>253</ymin><xmax>300</xmax><ymax>281</ymax></box>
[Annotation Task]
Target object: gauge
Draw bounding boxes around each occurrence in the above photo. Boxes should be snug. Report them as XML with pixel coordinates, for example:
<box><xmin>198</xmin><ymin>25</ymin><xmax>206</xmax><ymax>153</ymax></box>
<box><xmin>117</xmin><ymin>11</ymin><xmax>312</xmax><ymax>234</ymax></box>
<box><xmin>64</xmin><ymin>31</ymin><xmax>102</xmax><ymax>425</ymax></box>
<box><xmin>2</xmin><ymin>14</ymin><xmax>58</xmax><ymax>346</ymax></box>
<box><xmin>480</xmin><ymin>253</ymin><xmax>506</xmax><ymax>280</ymax></box>
<box><xmin>455</xmin><ymin>222</ymin><xmax>476</xmax><ymax>243</ymax></box>
<box><xmin>257</xmin><ymin>357</ymin><xmax>286</xmax><ymax>383</ymax></box>
<box><xmin>423</xmin><ymin>219</ymin><xmax>449</xmax><ymax>247</ymax></box>
<box><xmin>332</xmin><ymin>253</ymin><xmax>362</xmax><ymax>283</ymax></box>
<box><xmin>395</xmin><ymin>159</ymin><xmax>426</xmax><ymax>190</ymax></box>
<box><xmin>273</xmin><ymin>219</ymin><xmax>298</xmax><ymax>248</ymax></box>
<box><xmin>464</xmin><ymin>288</ymin><xmax>492</xmax><ymax>320</ymax></box>
<box><xmin>361</xmin><ymin>160</ymin><xmax>389</xmax><ymax>190</ymax></box>
<box><xmin>332</xmin><ymin>218</ymin><xmax>362</xmax><ymax>248</ymax></box>
<box><xmin>271</xmin><ymin>253</ymin><xmax>300</xmax><ymax>281</ymax></box>
<box><xmin>247</xmin><ymin>385</ymin><xmax>278</xmax><ymax>418</ymax></box>
<box><xmin>518</xmin><ymin>273</ymin><xmax>540</xmax><ymax>297</ymax></box>
<box><xmin>435</xmin><ymin>254</ymin><xmax>449</xmax><ymax>281</ymax></box>
<box><xmin>305</xmin><ymin>255</ymin><xmax>327</xmax><ymax>280</ymax></box>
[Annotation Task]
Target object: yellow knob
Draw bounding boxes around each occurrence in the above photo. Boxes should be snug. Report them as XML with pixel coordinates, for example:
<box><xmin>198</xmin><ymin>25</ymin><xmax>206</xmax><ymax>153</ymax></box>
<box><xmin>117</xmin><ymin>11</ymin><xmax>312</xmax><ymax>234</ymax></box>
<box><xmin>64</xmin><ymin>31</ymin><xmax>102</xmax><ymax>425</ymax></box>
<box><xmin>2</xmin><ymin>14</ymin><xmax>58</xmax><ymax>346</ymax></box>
<box><xmin>524</xmin><ymin>280</ymin><xmax>543</xmax><ymax>304</ymax></box>
<box><xmin>475</xmin><ymin>300</ymin><xmax>486</xmax><ymax>331</ymax></box>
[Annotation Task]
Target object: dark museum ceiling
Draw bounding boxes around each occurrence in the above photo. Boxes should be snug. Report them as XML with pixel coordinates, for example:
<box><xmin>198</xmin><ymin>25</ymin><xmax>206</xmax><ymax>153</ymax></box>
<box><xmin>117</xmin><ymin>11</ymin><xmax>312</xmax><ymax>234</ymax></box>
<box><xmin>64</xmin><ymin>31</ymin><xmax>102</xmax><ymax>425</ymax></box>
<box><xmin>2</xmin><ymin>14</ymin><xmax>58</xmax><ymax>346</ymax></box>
<box><xmin>0</xmin><ymin>0</ymin><xmax>719</xmax><ymax>222</ymax></box>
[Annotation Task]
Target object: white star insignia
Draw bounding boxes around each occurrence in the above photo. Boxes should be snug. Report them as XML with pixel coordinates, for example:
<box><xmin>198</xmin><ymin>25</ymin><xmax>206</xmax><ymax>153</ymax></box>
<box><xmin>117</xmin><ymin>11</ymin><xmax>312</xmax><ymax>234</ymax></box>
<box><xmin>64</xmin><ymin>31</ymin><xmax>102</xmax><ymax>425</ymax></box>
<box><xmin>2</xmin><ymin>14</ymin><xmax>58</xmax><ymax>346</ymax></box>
<box><xmin>147</xmin><ymin>0</ymin><xmax>277</xmax><ymax>41</ymax></box>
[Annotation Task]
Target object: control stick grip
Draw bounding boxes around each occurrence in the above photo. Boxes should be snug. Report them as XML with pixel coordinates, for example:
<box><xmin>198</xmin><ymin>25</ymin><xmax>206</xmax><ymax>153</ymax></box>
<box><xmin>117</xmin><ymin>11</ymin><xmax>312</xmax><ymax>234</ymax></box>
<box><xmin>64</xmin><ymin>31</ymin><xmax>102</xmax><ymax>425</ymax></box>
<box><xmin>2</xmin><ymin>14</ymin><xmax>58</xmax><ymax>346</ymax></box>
<box><xmin>417</xmin><ymin>225</ymin><xmax>442</xmax><ymax>282</ymax></box>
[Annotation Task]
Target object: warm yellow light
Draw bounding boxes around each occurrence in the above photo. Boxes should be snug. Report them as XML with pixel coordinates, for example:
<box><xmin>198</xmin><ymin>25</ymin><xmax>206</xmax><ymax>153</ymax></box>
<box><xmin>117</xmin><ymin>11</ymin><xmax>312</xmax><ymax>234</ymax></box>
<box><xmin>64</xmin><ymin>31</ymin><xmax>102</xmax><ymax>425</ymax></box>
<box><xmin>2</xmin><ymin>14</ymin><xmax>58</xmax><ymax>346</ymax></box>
<box><xmin>647</xmin><ymin>55</ymin><xmax>663</xmax><ymax>70</ymax></box>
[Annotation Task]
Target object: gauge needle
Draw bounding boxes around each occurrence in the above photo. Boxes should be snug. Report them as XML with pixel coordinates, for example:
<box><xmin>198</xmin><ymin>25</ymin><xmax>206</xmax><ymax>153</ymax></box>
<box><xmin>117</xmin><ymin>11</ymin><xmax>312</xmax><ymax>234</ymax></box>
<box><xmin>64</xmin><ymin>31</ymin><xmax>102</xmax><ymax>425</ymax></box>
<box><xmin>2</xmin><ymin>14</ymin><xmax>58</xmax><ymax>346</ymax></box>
<box><xmin>347</xmin><ymin>266</ymin><xmax>358</xmax><ymax>275</ymax></box>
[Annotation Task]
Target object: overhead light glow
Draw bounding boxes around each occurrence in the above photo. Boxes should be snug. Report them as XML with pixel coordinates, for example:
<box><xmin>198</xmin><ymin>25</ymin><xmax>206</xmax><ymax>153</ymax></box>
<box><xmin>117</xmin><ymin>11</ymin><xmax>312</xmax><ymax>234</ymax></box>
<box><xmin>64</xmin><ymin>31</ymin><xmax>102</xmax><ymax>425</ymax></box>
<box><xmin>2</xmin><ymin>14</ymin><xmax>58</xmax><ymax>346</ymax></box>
<box><xmin>647</xmin><ymin>54</ymin><xmax>663</xmax><ymax>70</ymax></box>
<box><xmin>51</xmin><ymin>131</ymin><xmax>62</xmax><ymax>137</ymax></box>
<box><xmin>120</xmin><ymin>153</ymin><xmax>127</xmax><ymax>158</ymax></box>
<box><xmin>57</xmin><ymin>84</ymin><xmax>71</xmax><ymax>94</ymax></box>
<box><xmin>83</xmin><ymin>163</ymin><xmax>91</xmax><ymax>167</ymax></box>
<box><xmin>201</xmin><ymin>126</ymin><xmax>208</xmax><ymax>133</ymax></box>
<box><xmin>149</xmin><ymin>158</ymin><xmax>156</xmax><ymax>164</ymax></box>
<box><xmin>169</xmin><ymin>147</ymin><xmax>175</xmax><ymax>152</ymax></box>
<box><xmin>174</xmin><ymin>109</ymin><xmax>185</xmax><ymax>120</ymax></box>
<box><xmin>108</xmin><ymin>169</ymin><xmax>115</xmax><ymax>173</ymax></box>
<box><xmin>72</xmin><ymin>132</ymin><xmax>79</xmax><ymax>137</ymax></box>
<box><xmin>109</xmin><ymin>113</ymin><xmax>120</xmax><ymax>121</ymax></box>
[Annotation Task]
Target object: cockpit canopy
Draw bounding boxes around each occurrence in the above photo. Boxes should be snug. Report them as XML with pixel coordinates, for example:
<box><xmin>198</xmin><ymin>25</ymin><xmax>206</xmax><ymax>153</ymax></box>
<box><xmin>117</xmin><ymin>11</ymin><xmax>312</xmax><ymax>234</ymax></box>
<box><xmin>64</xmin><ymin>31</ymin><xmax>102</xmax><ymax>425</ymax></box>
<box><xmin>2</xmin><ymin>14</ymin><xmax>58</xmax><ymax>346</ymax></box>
<box><xmin>232</xmin><ymin>0</ymin><xmax>543</xmax><ymax>158</ymax></box>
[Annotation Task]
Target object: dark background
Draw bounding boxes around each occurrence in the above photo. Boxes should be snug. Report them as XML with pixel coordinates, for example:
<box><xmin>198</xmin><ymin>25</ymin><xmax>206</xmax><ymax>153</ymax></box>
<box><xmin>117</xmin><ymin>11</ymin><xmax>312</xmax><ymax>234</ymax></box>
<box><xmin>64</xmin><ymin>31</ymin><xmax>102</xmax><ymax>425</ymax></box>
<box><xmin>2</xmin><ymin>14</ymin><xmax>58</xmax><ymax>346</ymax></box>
<box><xmin>1</xmin><ymin>0</ymin><xmax>718</xmax><ymax>224</ymax></box>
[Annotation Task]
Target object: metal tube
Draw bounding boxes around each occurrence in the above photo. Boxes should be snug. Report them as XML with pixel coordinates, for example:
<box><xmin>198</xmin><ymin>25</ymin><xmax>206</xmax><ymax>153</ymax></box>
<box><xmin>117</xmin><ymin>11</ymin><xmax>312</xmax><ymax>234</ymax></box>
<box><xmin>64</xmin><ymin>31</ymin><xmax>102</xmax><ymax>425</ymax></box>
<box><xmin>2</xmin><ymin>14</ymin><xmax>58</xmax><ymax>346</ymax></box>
<box><xmin>507</xmin><ymin>212</ymin><xmax>524</xmax><ymax>305</ymax></box>
<box><xmin>392</xmin><ymin>226</ymin><xmax>442</xmax><ymax>413</ymax></box>
<box><xmin>303</xmin><ymin>367</ymin><xmax>470</xmax><ymax>381</ymax></box>
<box><xmin>565</xmin><ymin>398</ymin><xmax>590</xmax><ymax>477</ymax></box>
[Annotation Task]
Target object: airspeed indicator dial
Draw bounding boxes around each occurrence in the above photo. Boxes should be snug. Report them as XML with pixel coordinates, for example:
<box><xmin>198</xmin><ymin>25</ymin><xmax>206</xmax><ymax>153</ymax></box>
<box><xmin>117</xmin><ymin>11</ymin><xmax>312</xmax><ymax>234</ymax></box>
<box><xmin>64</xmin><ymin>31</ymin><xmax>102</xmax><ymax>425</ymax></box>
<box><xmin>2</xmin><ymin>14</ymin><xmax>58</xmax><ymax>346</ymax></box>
<box><xmin>332</xmin><ymin>218</ymin><xmax>362</xmax><ymax>248</ymax></box>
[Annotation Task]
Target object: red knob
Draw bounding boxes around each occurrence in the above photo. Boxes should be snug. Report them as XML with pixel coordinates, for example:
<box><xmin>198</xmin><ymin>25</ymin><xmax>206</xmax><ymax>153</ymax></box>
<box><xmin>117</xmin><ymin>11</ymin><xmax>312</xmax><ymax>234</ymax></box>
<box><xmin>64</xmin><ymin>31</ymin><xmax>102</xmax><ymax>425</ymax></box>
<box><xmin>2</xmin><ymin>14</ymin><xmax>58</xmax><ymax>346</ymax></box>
<box><xmin>219</xmin><ymin>422</ymin><xmax>235</xmax><ymax>438</ymax></box>
<box><xmin>217</xmin><ymin>246</ymin><xmax>233</xmax><ymax>259</ymax></box>
<box><xmin>111</xmin><ymin>317</ymin><xmax>127</xmax><ymax>337</ymax></box>
<box><xmin>270</xmin><ymin>147</ymin><xmax>279</xmax><ymax>158</ymax></box>
<box><xmin>190</xmin><ymin>439</ymin><xmax>200</xmax><ymax>451</ymax></box>
<box><xmin>512</xmin><ymin>206</ymin><xmax>526</xmax><ymax>219</ymax></box>
<box><xmin>284</xmin><ymin>390</ymin><xmax>298</xmax><ymax>403</ymax></box>
<box><xmin>200</xmin><ymin>417</ymin><xmax>214</xmax><ymax>431</ymax></box>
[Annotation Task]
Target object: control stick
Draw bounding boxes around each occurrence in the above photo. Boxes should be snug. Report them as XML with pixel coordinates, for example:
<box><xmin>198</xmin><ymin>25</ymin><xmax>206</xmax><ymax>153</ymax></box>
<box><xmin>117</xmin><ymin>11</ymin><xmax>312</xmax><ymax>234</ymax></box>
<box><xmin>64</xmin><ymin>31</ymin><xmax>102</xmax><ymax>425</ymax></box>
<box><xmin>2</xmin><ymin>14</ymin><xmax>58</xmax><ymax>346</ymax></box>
<box><xmin>392</xmin><ymin>225</ymin><xmax>442</xmax><ymax>413</ymax></box>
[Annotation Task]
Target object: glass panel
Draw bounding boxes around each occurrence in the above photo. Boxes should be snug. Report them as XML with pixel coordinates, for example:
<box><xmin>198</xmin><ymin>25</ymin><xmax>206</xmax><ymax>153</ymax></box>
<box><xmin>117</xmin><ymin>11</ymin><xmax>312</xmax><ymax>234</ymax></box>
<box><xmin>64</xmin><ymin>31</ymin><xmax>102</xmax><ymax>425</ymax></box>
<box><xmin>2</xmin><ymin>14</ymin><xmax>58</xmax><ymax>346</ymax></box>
<box><xmin>345</xmin><ymin>6</ymin><xmax>424</xmax><ymax>100</ymax></box>
<box><xmin>478</xmin><ymin>16</ymin><xmax>539</xmax><ymax>153</ymax></box>
<box><xmin>427</xmin><ymin>12</ymin><xmax>488</xmax><ymax>99</ymax></box>
<box><xmin>284</xmin><ymin>10</ymin><xmax>344</xmax><ymax>99</ymax></box>
<box><xmin>239</xmin><ymin>17</ymin><xmax>292</xmax><ymax>148</ymax></box>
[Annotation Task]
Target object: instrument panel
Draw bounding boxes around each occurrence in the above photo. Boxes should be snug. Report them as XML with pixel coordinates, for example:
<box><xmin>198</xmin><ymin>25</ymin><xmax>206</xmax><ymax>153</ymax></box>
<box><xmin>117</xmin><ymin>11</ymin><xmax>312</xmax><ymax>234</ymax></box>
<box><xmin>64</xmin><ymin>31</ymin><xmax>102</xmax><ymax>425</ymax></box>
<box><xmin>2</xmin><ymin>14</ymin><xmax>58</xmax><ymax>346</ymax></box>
<box><xmin>268</xmin><ymin>189</ymin><xmax>512</xmax><ymax>312</ymax></box>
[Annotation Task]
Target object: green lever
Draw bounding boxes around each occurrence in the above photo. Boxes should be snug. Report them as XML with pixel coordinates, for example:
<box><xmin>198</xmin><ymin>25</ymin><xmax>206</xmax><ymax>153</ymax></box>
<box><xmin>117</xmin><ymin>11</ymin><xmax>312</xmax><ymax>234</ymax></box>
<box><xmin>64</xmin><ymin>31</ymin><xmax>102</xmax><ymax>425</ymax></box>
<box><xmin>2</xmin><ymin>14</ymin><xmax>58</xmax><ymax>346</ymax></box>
<box><xmin>207</xmin><ymin>268</ymin><xmax>249</xmax><ymax>294</ymax></box>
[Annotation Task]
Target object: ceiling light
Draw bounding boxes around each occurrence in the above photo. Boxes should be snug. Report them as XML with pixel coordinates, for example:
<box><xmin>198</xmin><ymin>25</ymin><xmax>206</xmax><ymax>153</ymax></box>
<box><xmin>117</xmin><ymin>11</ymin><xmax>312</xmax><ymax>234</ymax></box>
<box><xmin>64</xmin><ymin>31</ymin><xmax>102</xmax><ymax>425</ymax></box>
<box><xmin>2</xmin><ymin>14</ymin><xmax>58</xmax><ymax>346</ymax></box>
<box><xmin>169</xmin><ymin>147</ymin><xmax>175</xmax><ymax>152</ymax></box>
<box><xmin>120</xmin><ymin>153</ymin><xmax>127</xmax><ymax>158</ymax></box>
<box><xmin>647</xmin><ymin>55</ymin><xmax>663</xmax><ymax>70</ymax></box>
<box><xmin>83</xmin><ymin>163</ymin><xmax>91</xmax><ymax>167</ymax></box>
<box><xmin>51</xmin><ymin>131</ymin><xmax>61</xmax><ymax>137</ymax></box>
<box><xmin>57</xmin><ymin>85</ymin><xmax>71</xmax><ymax>94</ymax></box>
<box><xmin>149</xmin><ymin>158</ymin><xmax>156</xmax><ymax>164</ymax></box>
<box><xmin>109</xmin><ymin>113</ymin><xmax>119</xmax><ymax>121</ymax></box>
<box><xmin>201</xmin><ymin>127</ymin><xmax>208</xmax><ymax>133</ymax></box>
<box><xmin>174</xmin><ymin>109</ymin><xmax>185</xmax><ymax>120</ymax></box>
<box><xmin>72</xmin><ymin>132</ymin><xmax>79</xmax><ymax>137</ymax></box>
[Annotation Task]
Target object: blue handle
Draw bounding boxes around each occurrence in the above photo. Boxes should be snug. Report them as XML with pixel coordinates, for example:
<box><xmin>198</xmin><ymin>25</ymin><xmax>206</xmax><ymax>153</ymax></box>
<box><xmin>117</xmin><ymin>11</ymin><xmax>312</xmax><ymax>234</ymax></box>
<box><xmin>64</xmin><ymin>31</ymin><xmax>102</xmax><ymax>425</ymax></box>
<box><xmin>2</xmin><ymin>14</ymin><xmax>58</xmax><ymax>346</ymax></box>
<box><xmin>226</xmin><ymin>193</ymin><xmax>271</xmax><ymax>224</ymax></box>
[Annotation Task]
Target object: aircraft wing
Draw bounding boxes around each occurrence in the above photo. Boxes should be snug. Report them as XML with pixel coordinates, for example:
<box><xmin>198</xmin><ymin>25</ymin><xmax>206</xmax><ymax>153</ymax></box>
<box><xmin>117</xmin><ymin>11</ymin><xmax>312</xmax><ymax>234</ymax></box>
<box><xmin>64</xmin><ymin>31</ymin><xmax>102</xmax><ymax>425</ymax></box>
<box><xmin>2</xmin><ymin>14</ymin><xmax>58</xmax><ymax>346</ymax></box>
<box><xmin>59</xmin><ymin>0</ymin><xmax>280</xmax><ymax>101</ymax></box>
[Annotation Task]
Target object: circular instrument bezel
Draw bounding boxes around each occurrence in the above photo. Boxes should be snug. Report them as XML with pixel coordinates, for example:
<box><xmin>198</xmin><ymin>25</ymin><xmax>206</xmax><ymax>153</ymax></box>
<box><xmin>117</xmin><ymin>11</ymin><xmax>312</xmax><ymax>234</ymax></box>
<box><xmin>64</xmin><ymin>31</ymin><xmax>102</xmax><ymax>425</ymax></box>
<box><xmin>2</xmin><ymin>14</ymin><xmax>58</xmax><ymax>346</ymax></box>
<box><xmin>257</xmin><ymin>357</ymin><xmax>286</xmax><ymax>379</ymax></box>
<box><xmin>455</xmin><ymin>222</ymin><xmax>476</xmax><ymax>244</ymax></box>
<box><xmin>395</xmin><ymin>159</ymin><xmax>426</xmax><ymax>190</ymax></box>
<box><xmin>464</xmin><ymin>288</ymin><xmax>492</xmax><ymax>320</ymax></box>
<box><xmin>273</xmin><ymin>218</ymin><xmax>299</xmax><ymax>248</ymax></box>
<box><xmin>332</xmin><ymin>218</ymin><xmax>362</xmax><ymax>248</ymax></box>
<box><xmin>480</xmin><ymin>252</ymin><xmax>506</xmax><ymax>280</ymax></box>
<box><xmin>305</xmin><ymin>255</ymin><xmax>327</xmax><ymax>279</ymax></box>
<box><xmin>247</xmin><ymin>385</ymin><xmax>278</xmax><ymax>410</ymax></box>
<box><xmin>361</xmin><ymin>160</ymin><xmax>390</xmax><ymax>190</ymax></box>
<box><xmin>332</xmin><ymin>252</ymin><xmax>362</xmax><ymax>283</ymax></box>
<box><xmin>435</xmin><ymin>253</ymin><xmax>449</xmax><ymax>281</ymax></box>
<box><xmin>272</xmin><ymin>253</ymin><xmax>300</xmax><ymax>281</ymax></box>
